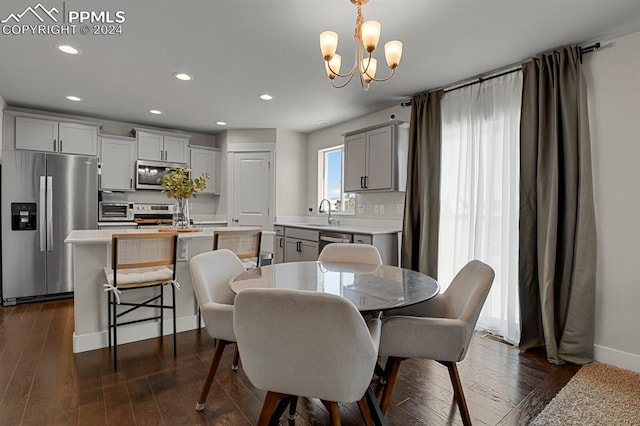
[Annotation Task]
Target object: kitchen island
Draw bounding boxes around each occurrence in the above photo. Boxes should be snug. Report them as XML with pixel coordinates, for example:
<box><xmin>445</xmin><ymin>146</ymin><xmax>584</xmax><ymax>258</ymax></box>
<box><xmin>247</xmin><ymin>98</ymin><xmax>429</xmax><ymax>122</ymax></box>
<box><xmin>65</xmin><ymin>227</ymin><xmax>260</xmax><ymax>353</ymax></box>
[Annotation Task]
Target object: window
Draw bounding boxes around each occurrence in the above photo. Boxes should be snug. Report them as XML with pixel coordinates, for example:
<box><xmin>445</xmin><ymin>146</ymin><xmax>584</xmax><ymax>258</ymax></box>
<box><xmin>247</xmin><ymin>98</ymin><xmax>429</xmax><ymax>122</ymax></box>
<box><xmin>318</xmin><ymin>146</ymin><xmax>354</xmax><ymax>214</ymax></box>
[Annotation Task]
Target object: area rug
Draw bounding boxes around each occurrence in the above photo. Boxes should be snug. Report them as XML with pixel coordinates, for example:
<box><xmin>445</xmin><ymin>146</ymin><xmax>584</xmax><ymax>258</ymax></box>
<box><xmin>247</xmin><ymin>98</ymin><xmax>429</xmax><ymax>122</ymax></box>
<box><xmin>531</xmin><ymin>361</ymin><xmax>640</xmax><ymax>425</ymax></box>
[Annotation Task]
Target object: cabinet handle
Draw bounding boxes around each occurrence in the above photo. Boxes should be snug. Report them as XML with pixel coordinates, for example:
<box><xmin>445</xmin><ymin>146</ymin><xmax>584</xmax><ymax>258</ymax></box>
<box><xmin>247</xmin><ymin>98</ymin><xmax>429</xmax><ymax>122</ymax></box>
<box><xmin>60</xmin><ymin>139</ymin><xmax>63</xmax><ymax>152</ymax></box>
<box><xmin>360</xmin><ymin>176</ymin><xmax>364</xmax><ymax>188</ymax></box>
<box><xmin>130</xmin><ymin>178</ymin><xmax>133</xmax><ymax>189</ymax></box>
<box><xmin>296</xmin><ymin>241</ymin><xmax>301</xmax><ymax>252</ymax></box>
<box><xmin>164</xmin><ymin>150</ymin><xmax>167</xmax><ymax>160</ymax></box>
<box><xmin>279</xmin><ymin>238</ymin><xmax>283</xmax><ymax>248</ymax></box>
<box><xmin>364</xmin><ymin>176</ymin><xmax>368</xmax><ymax>188</ymax></box>
<box><xmin>53</xmin><ymin>139</ymin><xmax>57</xmax><ymax>151</ymax></box>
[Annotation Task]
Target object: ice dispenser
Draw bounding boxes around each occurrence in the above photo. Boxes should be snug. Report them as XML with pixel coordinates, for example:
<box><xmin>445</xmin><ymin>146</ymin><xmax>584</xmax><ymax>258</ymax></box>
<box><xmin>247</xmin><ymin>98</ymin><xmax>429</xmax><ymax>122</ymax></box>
<box><xmin>11</xmin><ymin>203</ymin><xmax>37</xmax><ymax>231</ymax></box>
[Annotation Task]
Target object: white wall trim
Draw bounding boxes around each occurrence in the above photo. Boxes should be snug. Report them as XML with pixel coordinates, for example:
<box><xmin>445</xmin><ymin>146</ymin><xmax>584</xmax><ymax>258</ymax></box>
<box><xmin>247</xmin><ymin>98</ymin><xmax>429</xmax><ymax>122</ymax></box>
<box><xmin>73</xmin><ymin>315</ymin><xmax>200</xmax><ymax>353</ymax></box>
<box><xmin>594</xmin><ymin>344</ymin><xmax>640</xmax><ymax>373</ymax></box>
<box><xmin>227</xmin><ymin>142</ymin><xmax>276</xmax><ymax>152</ymax></box>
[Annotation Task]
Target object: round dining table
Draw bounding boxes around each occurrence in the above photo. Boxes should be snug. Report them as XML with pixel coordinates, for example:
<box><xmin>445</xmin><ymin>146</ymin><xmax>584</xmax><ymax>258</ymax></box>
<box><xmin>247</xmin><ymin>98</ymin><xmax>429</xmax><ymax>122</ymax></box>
<box><xmin>229</xmin><ymin>261</ymin><xmax>440</xmax><ymax>312</ymax></box>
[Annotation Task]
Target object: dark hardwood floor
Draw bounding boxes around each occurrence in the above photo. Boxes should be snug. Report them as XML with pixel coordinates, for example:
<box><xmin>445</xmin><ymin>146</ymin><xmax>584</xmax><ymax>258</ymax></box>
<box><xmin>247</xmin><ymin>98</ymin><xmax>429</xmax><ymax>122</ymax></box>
<box><xmin>0</xmin><ymin>299</ymin><xmax>579</xmax><ymax>425</ymax></box>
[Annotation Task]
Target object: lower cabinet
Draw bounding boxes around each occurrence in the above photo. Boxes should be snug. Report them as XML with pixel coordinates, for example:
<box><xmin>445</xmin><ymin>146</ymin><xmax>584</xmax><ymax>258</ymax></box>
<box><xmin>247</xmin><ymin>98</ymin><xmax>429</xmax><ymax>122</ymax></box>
<box><xmin>274</xmin><ymin>226</ymin><xmax>285</xmax><ymax>264</ymax></box>
<box><xmin>283</xmin><ymin>227</ymin><xmax>319</xmax><ymax>262</ymax></box>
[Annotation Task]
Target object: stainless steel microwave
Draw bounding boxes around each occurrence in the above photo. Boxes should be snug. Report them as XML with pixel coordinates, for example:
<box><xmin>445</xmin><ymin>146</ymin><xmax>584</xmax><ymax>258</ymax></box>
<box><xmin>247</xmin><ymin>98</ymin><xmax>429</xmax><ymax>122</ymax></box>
<box><xmin>135</xmin><ymin>160</ymin><xmax>188</xmax><ymax>190</ymax></box>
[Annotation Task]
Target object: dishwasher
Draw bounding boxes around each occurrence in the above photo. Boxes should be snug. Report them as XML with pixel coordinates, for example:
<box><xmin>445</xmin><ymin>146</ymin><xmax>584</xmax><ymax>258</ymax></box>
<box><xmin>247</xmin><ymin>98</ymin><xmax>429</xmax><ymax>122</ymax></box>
<box><xmin>319</xmin><ymin>230</ymin><xmax>353</xmax><ymax>252</ymax></box>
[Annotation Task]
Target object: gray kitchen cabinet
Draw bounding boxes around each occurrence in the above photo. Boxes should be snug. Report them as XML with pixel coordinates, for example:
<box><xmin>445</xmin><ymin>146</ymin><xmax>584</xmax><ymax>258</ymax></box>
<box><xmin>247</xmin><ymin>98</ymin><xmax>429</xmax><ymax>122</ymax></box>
<box><xmin>15</xmin><ymin>116</ymin><xmax>98</xmax><ymax>156</ymax></box>
<box><xmin>99</xmin><ymin>135</ymin><xmax>136</xmax><ymax>191</ymax></box>
<box><xmin>344</xmin><ymin>121</ymin><xmax>408</xmax><ymax>192</ymax></box>
<box><xmin>274</xmin><ymin>226</ymin><xmax>285</xmax><ymax>264</ymax></box>
<box><xmin>134</xmin><ymin>128</ymin><xmax>190</xmax><ymax>163</ymax></box>
<box><xmin>189</xmin><ymin>145</ymin><xmax>221</xmax><ymax>195</ymax></box>
<box><xmin>284</xmin><ymin>227</ymin><xmax>319</xmax><ymax>262</ymax></box>
<box><xmin>353</xmin><ymin>234</ymin><xmax>373</xmax><ymax>245</ymax></box>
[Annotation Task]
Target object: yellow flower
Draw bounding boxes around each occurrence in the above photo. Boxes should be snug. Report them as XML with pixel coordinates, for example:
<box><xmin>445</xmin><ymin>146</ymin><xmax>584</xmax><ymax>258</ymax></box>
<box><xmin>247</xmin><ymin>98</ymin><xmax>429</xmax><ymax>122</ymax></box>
<box><xmin>160</xmin><ymin>167</ymin><xmax>210</xmax><ymax>200</ymax></box>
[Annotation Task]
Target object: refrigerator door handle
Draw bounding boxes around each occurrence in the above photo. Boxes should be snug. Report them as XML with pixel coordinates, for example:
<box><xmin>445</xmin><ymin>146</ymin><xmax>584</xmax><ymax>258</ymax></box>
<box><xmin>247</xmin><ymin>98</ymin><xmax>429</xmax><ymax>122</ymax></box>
<box><xmin>39</xmin><ymin>176</ymin><xmax>46</xmax><ymax>251</ymax></box>
<box><xmin>46</xmin><ymin>176</ymin><xmax>53</xmax><ymax>251</ymax></box>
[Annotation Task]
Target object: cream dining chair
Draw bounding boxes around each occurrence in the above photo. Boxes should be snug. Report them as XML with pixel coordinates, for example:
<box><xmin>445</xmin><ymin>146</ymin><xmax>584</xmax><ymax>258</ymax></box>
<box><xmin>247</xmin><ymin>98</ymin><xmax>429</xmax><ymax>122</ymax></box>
<box><xmin>318</xmin><ymin>242</ymin><xmax>383</xmax><ymax>265</ymax></box>
<box><xmin>189</xmin><ymin>248</ymin><xmax>247</xmax><ymax>411</ymax></box>
<box><xmin>378</xmin><ymin>260</ymin><xmax>495</xmax><ymax>425</ymax></box>
<box><xmin>234</xmin><ymin>288</ymin><xmax>382</xmax><ymax>425</ymax></box>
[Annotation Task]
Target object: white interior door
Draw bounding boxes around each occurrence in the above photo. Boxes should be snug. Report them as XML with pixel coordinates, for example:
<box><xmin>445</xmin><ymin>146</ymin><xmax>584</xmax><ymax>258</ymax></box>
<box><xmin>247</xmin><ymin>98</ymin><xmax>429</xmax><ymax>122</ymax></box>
<box><xmin>230</xmin><ymin>152</ymin><xmax>272</xmax><ymax>228</ymax></box>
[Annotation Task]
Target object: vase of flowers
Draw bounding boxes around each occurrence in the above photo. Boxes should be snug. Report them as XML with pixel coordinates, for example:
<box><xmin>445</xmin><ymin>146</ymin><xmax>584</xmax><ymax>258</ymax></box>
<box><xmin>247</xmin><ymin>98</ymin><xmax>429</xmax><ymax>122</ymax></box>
<box><xmin>160</xmin><ymin>167</ymin><xmax>210</xmax><ymax>229</ymax></box>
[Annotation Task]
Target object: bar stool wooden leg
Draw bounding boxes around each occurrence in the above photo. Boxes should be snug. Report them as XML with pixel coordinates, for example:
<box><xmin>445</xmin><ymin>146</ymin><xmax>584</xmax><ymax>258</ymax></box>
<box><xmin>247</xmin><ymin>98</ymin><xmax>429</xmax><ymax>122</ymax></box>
<box><xmin>231</xmin><ymin>344</ymin><xmax>240</xmax><ymax>371</ymax></box>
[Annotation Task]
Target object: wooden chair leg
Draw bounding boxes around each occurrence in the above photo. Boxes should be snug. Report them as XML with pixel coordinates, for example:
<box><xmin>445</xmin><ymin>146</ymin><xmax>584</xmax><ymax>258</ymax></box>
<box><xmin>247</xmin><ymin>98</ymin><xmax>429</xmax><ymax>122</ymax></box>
<box><xmin>195</xmin><ymin>339</ymin><xmax>230</xmax><ymax>411</ymax></box>
<box><xmin>231</xmin><ymin>343</ymin><xmax>240</xmax><ymax>371</ymax></box>
<box><xmin>379</xmin><ymin>356</ymin><xmax>405</xmax><ymax>414</ymax></box>
<box><xmin>444</xmin><ymin>361</ymin><xmax>472</xmax><ymax>426</ymax></box>
<box><xmin>257</xmin><ymin>391</ymin><xmax>289</xmax><ymax>426</ymax></box>
<box><xmin>321</xmin><ymin>400</ymin><xmax>341</xmax><ymax>426</ymax></box>
<box><xmin>357</xmin><ymin>396</ymin><xmax>375</xmax><ymax>426</ymax></box>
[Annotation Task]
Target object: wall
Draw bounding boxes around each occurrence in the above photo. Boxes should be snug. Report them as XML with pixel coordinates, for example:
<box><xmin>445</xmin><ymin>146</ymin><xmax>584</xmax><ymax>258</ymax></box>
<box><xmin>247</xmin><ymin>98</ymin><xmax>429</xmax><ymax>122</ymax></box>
<box><xmin>306</xmin><ymin>105</ymin><xmax>410</xmax><ymax>222</ymax></box>
<box><xmin>583</xmin><ymin>31</ymin><xmax>640</xmax><ymax>372</ymax></box>
<box><xmin>275</xmin><ymin>129</ymin><xmax>307</xmax><ymax>217</ymax></box>
<box><xmin>0</xmin><ymin>95</ymin><xmax>5</xmax><ymax>161</ymax></box>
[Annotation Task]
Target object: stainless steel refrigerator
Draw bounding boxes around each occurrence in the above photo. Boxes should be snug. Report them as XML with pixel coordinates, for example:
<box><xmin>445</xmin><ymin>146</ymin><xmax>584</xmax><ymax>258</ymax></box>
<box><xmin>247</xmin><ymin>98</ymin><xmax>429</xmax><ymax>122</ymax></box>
<box><xmin>1</xmin><ymin>150</ymin><xmax>98</xmax><ymax>304</ymax></box>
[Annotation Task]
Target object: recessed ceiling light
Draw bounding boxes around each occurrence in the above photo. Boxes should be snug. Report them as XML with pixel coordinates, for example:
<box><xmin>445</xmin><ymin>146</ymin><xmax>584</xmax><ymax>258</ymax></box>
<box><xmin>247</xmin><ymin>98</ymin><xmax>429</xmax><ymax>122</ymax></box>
<box><xmin>318</xmin><ymin>121</ymin><xmax>330</xmax><ymax>126</ymax></box>
<box><xmin>215</xmin><ymin>121</ymin><xmax>227</xmax><ymax>126</ymax></box>
<box><xmin>66</xmin><ymin>95</ymin><xmax>82</xmax><ymax>101</ymax></box>
<box><xmin>57</xmin><ymin>44</ymin><xmax>80</xmax><ymax>55</ymax></box>
<box><xmin>173</xmin><ymin>72</ymin><xmax>193</xmax><ymax>81</ymax></box>
<box><xmin>149</xmin><ymin>109</ymin><xmax>163</xmax><ymax>115</ymax></box>
<box><xmin>258</xmin><ymin>94</ymin><xmax>274</xmax><ymax>101</ymax></box>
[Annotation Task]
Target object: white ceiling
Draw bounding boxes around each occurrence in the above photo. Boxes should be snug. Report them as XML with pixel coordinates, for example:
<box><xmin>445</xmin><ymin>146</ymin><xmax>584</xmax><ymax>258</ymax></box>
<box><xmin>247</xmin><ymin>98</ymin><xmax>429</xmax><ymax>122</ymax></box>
<box><xmin>1</xmin><ymin>0</ymin><xmax>639</xmax><ymax>135</ymax></box>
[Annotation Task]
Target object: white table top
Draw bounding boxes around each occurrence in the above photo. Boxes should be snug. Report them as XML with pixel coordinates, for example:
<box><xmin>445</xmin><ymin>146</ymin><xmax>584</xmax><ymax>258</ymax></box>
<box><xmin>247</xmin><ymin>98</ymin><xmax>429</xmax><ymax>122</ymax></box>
<box><xmin>230</xmin><ymin>261</ymin><xmax>440</xmax><ymax>312</ymax></box>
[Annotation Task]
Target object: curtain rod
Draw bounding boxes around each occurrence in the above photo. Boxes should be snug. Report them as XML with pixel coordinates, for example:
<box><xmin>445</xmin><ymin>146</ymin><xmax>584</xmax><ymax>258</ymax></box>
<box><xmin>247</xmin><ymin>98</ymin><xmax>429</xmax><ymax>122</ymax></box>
<box><xmin>400</xmin><ymin>42</ymin><xmax>601</xmax><ymax>107</ymax></box>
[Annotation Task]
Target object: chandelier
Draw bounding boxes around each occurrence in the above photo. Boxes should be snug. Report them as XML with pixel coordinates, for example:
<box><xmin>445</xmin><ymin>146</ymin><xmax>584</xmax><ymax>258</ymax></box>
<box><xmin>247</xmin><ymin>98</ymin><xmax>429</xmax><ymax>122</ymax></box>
<box><xmin>319</xmin><ymin>0</ymin><xmax>403</xmax><ymax>90</ymax></box>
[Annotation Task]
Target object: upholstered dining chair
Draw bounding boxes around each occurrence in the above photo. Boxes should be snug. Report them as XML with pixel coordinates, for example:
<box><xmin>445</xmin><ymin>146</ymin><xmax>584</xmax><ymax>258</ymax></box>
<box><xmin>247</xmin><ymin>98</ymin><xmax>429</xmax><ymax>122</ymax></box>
<box><xmin>103</xmin><ymin>232</ymin><xmax>179</xmax><ymax>370</ymax></box>
<box><xmin>318</xmin><ymin>242</ymin><xmax>383</xmax><ymax>265</ymax></box>
<box><xmin>234</xmin><ymin>288</ymin><xmax>382</xmax><ymax>425</ymax></box>
<box><xmin>189</xmin><ymin>249</ymin><xmax>247</xmax><ymax>411</ymax></box>
<box><xmin>378</xmin><ymin>260</ymin><xmax>495</xmax><ymax>426</ymax></box>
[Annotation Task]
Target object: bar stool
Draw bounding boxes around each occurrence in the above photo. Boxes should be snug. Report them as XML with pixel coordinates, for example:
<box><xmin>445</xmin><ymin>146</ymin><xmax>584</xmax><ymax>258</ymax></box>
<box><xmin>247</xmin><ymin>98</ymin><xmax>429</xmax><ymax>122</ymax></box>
<box><xmin>103</xmin><ymin>232</ymin><xmax>179</xmax><ymax>370</ymax></box>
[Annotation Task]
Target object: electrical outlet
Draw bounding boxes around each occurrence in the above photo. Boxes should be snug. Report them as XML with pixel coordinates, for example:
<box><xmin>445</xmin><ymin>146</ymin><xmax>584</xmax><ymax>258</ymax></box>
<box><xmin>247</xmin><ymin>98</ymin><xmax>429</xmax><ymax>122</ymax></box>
<box><xmin>357</xmin><ymin>204</ymin><xmax>365</xmax><ymax>214</ymax></box>
<box><xmin>373</xmin><ymin>205</ymin><xmax>379</xmax><ymax>215</ymax></box>
<box><xmin>397</xmin><ymin>204</ymin><xmax>404</xmax><ymax>214</ymax></box>
<box><xmin>379</xmin><ymin>204</ymin><xmax>385</xmax><ymax>214</ymax></box>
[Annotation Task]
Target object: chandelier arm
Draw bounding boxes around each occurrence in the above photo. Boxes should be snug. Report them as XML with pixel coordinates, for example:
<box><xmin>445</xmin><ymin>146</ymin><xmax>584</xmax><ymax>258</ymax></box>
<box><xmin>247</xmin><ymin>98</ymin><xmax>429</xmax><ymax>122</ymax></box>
<box><xmin>327</xmin><ymin>60</ymin><xmax>358</xmax><ymax>79</ymax></box>
<box><xmin>367</xmin><ymin>67</ymin><xmax>396</xmax><ymax>82</ymax></box>
<box><xmin>331</xmin><ymin>70</ymin><xmax>358</xmax><ymax>88</ymax></box>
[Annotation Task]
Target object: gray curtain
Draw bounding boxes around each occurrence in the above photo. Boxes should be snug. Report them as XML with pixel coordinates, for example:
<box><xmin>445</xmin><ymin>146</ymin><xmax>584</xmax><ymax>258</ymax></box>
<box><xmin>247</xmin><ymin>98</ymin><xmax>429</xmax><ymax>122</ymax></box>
<box><xmin>518</xmin><ymin>47</ymin><xmax>597</xmax><ymax>365</ymax></box>
<box><xmin>401</xmin><ymin>91</ymin><xmax>443</xmax><ymax>277</ymax></box>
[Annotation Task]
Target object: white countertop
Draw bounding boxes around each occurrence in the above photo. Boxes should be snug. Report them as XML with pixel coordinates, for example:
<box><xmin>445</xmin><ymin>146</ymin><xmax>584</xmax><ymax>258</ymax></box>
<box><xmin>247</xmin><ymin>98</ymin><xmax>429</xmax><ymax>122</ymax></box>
<box><xmin>65</xmin><ymin>226</ymin><xmax>271</xmax><ymax>244</ymax></box>
<box><xmin>274</xmin><ymin>221</ymin><xmax>401</xmax><ymax>235</ymax></box>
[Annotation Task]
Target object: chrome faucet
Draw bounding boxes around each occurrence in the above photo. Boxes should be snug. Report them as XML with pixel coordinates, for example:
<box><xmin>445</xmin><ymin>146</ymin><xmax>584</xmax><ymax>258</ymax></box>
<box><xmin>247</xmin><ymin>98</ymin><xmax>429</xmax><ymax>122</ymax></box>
<box><xmin>318</xmin><ymin>198</ymin><xmax>335</xmax><ymax>224</ymax></box>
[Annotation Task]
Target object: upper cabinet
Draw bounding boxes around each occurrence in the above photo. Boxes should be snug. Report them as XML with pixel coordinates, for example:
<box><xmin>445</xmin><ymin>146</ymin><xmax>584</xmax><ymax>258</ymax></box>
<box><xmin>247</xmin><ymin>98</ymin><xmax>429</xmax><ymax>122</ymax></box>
<box><xmin>15</xmin><ymin>116</ymin><xmax>98</xmax><ymax>156</ymax></box>
<box><xmin>189</xmin><ymin>145</ymin><xmax>221</xmax><ymax>195</ymax></box>
<box><xmin>134</xmin><ymin>128</ymin><xmax>189</xmax><ymax>163</ymax></box>
<box><xmin>99</xmin><ymin>135</ymin><xmax>136</xmax><ymax>191</ymax></box>
<box><xmin>343</xmin><ymin>121</ymin><xmax>408</xmax><ymax>192</ymax></box>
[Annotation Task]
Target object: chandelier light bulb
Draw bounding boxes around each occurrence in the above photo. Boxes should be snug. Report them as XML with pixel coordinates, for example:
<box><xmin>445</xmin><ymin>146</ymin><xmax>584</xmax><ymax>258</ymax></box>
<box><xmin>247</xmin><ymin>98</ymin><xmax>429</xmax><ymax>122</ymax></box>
<box><xmin>360</xmin><ymin>57</ymin><xmax>377</xmax><ymax>83</ymax></box>
<box><xmin>384</xmin><ymin>40</ymin><xmax>403</xmax><ymax>69</ymax></box>
<box><xmin>361</xmin><ymin>21</ymin><xmax>381</xmax><ymax>52</ymax></box>
<box><xmin>325</xmin><ymin>54</ymin><xmax>342</xmax><ymax>79</ymax></box>
<box><xmin>320</xmin><ymin>31</ymin><xmax>339</xmax><ymax>60</ymax></box>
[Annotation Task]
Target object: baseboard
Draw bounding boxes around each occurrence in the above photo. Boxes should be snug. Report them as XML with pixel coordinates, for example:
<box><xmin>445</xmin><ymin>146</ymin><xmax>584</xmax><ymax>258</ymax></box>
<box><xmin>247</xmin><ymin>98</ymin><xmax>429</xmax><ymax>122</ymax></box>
<box><xmin>73</xmin><ymin>314</ymin><xmax>201</xmax><ymax>353</ymax></box>
<box><xmin>594</xmin><ymin>344</ymin><xmax>640</xmax><ymax>373</ymax></box>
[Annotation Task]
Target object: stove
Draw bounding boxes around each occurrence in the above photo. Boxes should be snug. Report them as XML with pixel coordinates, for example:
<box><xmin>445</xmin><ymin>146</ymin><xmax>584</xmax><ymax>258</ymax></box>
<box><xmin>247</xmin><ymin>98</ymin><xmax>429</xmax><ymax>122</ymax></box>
<box><xmin>133</xmin><ymin>203</ymin><xmax>175</xmax><ymax>226</ymax></box>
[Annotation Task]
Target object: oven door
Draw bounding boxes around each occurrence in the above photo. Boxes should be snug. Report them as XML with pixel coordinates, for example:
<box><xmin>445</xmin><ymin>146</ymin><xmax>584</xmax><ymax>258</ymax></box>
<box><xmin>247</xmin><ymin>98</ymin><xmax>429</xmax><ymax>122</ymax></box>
<box><xmin>135</xmin><ymin>160</ymin><xmax>188</xmax><ymax>190</ymax></box>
